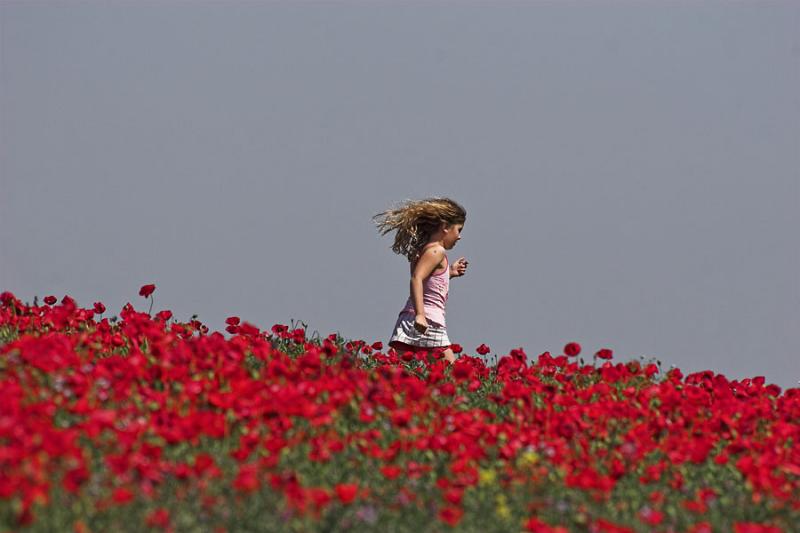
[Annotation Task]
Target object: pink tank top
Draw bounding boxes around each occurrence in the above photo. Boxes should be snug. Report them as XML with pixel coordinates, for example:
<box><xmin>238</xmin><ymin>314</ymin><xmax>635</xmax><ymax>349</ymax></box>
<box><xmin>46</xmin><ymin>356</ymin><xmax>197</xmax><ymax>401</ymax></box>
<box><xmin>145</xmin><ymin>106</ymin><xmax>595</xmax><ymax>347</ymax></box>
<box><xmin>399</xmin><ymin>250</ymin><xmax>449</xmax><ymax>327</ymax></box>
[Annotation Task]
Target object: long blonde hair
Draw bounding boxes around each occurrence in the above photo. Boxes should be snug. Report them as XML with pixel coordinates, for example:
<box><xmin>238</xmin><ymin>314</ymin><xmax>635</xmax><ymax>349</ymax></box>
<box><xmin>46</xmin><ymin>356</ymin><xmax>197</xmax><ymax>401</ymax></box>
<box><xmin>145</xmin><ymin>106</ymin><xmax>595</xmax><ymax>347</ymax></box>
<box><xmin>373</xmin><ymin>197</ymin><xmax>467</xmax><ymax>262</ymax></box>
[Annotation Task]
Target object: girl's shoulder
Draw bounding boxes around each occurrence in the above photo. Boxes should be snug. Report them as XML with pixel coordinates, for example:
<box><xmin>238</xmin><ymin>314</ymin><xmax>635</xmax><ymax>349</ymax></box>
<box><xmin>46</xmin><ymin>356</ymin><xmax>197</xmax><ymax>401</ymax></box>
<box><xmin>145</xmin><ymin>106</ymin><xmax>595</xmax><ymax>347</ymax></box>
<box><xmin>413</xmin><ymin>243</ymin><xmax>446</xmax><ymax>261</ymax></box>
<box><xmin>421</xmin><ymin>242</ymin><xmax>446</xmax><ymax>253</ymax></box>
<box><xmin>410</xmin><ymin>244</ymin><xmax>448</xmax><ymax>273</ymax></box>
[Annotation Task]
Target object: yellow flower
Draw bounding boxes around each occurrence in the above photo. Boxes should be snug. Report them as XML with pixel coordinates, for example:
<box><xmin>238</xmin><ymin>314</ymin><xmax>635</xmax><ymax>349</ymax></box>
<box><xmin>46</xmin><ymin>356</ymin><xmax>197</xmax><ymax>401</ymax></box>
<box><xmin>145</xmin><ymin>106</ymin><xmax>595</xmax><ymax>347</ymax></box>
<box><xmin>478</xmin><ymin>468</ymin><xmax>497</xmax><ymax>486</ymax></box>
<box><xmin>517</xmin><ymin>449</ymin><xmax>540</xmax><ymax>468</ymax></box>
<box><xmin>495</xmin><ymin>494</ymin><xmax>511</xmax><ymax>521</ymax></box>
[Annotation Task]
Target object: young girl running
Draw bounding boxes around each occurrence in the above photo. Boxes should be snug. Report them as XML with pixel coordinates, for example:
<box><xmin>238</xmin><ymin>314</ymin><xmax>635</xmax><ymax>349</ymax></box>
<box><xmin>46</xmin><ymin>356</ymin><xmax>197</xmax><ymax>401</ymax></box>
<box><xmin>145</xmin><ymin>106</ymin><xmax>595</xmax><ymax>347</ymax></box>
<box><xmin>373</xmin><ymin>197</ymin><xmax>469</xmax><ymax>364</ymax></box>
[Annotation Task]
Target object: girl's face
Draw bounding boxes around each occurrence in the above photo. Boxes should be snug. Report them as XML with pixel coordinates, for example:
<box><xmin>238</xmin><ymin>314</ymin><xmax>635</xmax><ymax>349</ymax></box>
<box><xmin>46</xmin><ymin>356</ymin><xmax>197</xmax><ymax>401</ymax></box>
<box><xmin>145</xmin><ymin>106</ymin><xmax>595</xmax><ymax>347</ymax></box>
<box><xmin>444</xmin><ymin>223</ymin><xmax>464</xmax><ymax>249</ymax></box>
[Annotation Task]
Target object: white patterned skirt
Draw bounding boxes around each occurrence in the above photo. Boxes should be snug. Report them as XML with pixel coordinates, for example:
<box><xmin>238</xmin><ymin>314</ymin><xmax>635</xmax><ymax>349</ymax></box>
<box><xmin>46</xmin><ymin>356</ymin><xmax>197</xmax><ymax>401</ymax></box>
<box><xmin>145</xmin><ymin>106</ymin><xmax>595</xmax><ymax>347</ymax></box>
<box><xmin>389</xmin><ymin>313</ymin><xmax>451</xmax><ymax>349</ymax></box>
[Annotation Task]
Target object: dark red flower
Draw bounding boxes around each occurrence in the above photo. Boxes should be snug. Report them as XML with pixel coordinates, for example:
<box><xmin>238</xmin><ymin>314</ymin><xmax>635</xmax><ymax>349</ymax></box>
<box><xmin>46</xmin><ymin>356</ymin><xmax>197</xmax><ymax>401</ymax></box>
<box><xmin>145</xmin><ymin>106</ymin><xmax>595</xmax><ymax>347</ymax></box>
<box><xmin>476</xmin><ymin>344</ymin><xmax>491</xmax><ymax>355</ymax></box>
<box><xmin>93</xmin><ymin>302</ymin><xmax>106</xmax><ymax>314</ymax></box>
<box><xmin>564</xmin><ymin>342</ymin><xmax>581</xmax><ymax>356</ymax></box>
<box><xmin>452</xmin><ymin>361</ymin><xmax>473</xmax><ymax>380</ymax></box>
<box><xmin>44</xmin><ymin>295</ymin><xmax>57</xmax><ymax>305</ymax></box>
<box><xmin>225</xmin><ymin>316</ymin><xmax>240</xmax><ymax>326</ymax></box>
<box><xmin>439</xmin><ymin>506</ymin><xmax>464</xmax><ymax>527</ymax></box>
<box><xmin>390</xmin><ymin>409</ymin><xmax>411</xmax><ymax>427</ymax></box>
<box><xmin>139</xmin><ymin>284</ymin><xmax>156</xmax><ymax>298</ymax></box>
<box><xmin>596</xmin><ymin>348</ymin><xmax>614</xmax><ymax>360</ymax></box>
<box><xmin>63</xmin><ymin>465</ymin><xmax>89</xmax><ymax>493</ymax></box>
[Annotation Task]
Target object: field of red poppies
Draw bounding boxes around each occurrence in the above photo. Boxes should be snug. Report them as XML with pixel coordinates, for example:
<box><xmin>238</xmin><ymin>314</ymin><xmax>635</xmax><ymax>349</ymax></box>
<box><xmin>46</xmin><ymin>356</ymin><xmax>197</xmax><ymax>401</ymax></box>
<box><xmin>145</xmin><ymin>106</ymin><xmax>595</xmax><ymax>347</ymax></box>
<box><xmin>1</xmin><ymin>286</ymin><xmax>798</xmax><ymax>532</ymax></box>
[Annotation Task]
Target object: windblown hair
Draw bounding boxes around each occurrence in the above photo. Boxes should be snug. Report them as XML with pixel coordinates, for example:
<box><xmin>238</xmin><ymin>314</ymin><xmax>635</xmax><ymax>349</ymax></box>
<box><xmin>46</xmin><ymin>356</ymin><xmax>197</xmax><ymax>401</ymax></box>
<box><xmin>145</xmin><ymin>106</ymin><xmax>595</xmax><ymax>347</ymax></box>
<box><xmin>373</xmin><ymin>197</ymin><xmax>467</xmax><ymax>262</ymax></box>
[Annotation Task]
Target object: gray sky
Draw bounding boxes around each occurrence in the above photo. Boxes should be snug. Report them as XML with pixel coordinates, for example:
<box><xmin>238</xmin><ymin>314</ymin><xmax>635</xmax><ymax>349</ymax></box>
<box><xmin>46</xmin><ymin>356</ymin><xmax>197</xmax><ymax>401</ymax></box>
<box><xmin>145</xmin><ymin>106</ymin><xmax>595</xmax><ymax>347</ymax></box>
<box><xmin>2</xmin><ymin>1</ymin><xmax>798</xmax><ymax>390</ymax></box>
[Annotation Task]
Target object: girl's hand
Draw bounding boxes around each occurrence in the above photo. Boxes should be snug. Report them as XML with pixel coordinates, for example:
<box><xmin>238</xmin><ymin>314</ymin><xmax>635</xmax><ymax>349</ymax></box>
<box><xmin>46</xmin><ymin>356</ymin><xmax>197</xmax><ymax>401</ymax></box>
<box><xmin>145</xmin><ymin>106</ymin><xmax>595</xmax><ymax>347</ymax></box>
<box><xmin>451</xmin><ymin>257</ymin><xmax>469</xmax><ymax>278</ymax></box>
<box><xmin>414</xmin><ymin>314</ymin><xmax>429</xmax><ymax>334</ymax></box>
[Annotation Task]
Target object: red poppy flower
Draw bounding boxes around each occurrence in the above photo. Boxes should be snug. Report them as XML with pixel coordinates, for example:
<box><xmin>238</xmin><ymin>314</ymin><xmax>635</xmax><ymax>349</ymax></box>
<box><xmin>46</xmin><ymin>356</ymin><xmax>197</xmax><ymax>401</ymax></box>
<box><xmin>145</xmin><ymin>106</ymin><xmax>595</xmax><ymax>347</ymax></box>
<box><xmin>112</xmin><ymin>488</ymin><xmax>134</xmax><ymax>504</ymax></box>
<box><xmin>238</xmin><ymin>322</ymin><xmax>260</xmax><ymax>336</ymax></box>
<box><xmin>63</xmin><ymin>465</ymin><xmax>89</xmax><ymax>493</ymax></box>
<box><xmin>439</xmin><ymin>506</ymin><xmax>464</xmax><ymax>526</ymax></box>
<box><xmin>334</xmin><ymin>483</ymin><xmax>358</xmax><ymax>504</ymax></box>
<box><xmin>44</xmin><ymin>295</ymin><xmax>57</xmax><ymax>305</ymax></box>
<box><xmin>233</xmin><ymin>464</ymin><xmax>260</xmax><ymax>493</ymax></box>
<box><xmin>380</xmin><ymin>466</ymin><xmax>402</xmax><ymax>480</ymax></box>
<box><xmin>526</xmin><ymin>517</ymin><xmax>569</xmax><ymax>533</ymax></box>
<box><xmin>452</xmin><ymin>361</ymin><xmax>473</xmax><ymax>380</ymax></box>
<box><xmin>596</xmin><ymin>348</ymin><xmax>614</xmax><ymax>360</ymax></box>
<box><xmin>639</xmin><ymin>507</ymin><xmax>663</xmax><ymax>525</ymax></box>
<box><xmin>564</xmin><ymin>342</ymin><xmax>581</xmax><ymax>356</ymax></box>
<box><xmin>390</xmin><ymin>409</ymin><xmax>411</xmax><ymax>428</ymax></box>
<box><xmin>139</xmin><ymin>284</ymin><xmax>156</xmax><ymax>298</ymax></box>
<box><xmin>146</xmin><ymin>508</ymin><xmax>170</xmax><ymax>529</ymax></box>
<box><xmin>444</xmin><ymin>488</ymin><xmax>463</xmax><ymax>505</ymax></box>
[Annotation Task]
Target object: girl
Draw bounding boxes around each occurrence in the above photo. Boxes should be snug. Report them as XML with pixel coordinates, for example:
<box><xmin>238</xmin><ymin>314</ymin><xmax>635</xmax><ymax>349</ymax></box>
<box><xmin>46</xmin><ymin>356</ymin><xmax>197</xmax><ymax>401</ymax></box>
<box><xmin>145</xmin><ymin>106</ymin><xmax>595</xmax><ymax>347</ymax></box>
<box><xmin>373</xmin><ymin>197</ymin><xmax>469</xmax><ymax>364</ymax></box>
